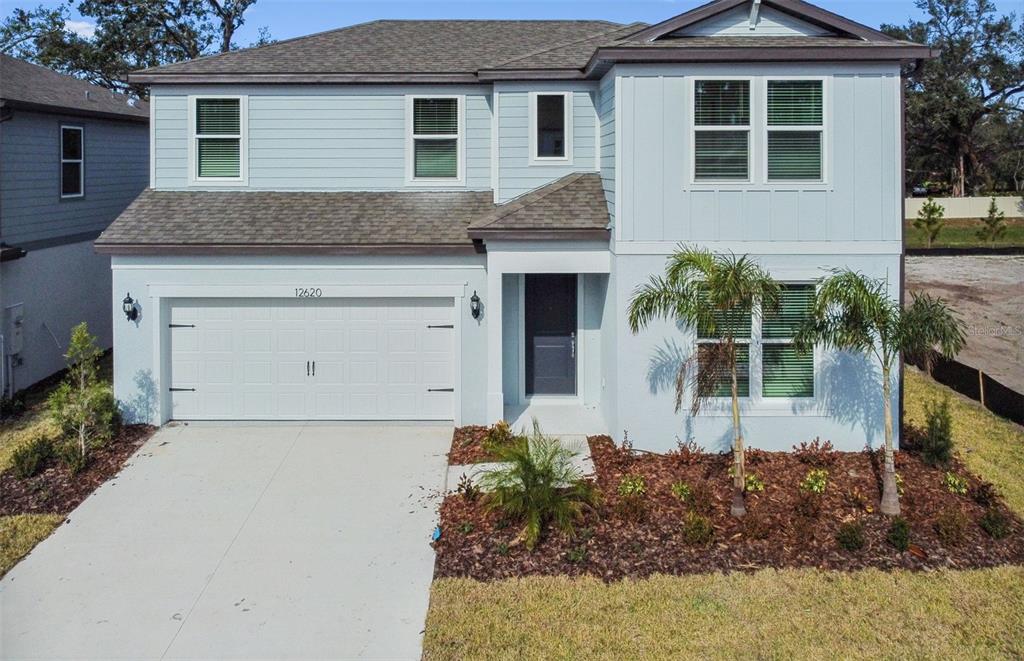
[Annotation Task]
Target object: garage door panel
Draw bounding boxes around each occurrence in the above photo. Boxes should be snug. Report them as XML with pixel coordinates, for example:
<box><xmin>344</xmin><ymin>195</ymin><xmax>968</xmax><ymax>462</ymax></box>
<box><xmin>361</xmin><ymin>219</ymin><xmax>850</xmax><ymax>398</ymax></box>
<box><xmin>169</xmin><ymin>297</ymin><xmax>455</xmax><ymax>420</ymax></box>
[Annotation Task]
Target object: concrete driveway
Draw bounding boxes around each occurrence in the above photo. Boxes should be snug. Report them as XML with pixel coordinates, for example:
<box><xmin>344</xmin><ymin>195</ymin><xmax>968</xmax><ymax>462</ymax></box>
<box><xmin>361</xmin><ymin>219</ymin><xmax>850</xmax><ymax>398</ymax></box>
<box><xmin>0</xmin><ymin>423</ymin><xmax>451</xmax><ymax>659</ymax></box>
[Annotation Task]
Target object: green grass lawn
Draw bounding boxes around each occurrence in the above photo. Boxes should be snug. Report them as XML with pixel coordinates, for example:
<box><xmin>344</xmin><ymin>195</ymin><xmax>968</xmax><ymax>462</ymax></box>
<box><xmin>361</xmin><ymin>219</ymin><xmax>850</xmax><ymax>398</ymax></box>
<box><xmin>904</xmin><ymin>217</ymin><xmax>1024</xmax><ymax>249</ymax></box>
<box><xmin>425</xmin><ymin>369</ymin><xmax>1024</xmax><ymax>660</ymax></box>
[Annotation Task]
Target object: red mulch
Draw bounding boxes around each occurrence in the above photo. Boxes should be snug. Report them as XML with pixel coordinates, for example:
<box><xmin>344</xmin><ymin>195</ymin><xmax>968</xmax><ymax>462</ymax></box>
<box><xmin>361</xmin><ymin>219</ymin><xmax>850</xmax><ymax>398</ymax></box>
<box><xmin>0</xmin><ymin>425</ymin><xmax>156</xmax><ymax>516</ymax></box>
<box><xmin>433</xmin><ymin>432</ymin><xmax>1024</xmax><ymax>581</ymax></box>
<box><xmin>447</xmin><ymin>425</ymin><xmax>496</xmax><ymax>464</ymax></box>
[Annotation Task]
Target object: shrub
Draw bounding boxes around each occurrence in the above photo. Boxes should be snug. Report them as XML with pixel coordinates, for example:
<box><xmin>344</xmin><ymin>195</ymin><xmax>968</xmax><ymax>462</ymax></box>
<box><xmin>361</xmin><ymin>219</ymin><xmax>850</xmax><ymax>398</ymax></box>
<box><xmin>483</xmin><ymin>420</ymin><xmax>517</xmax><ymax>455</ymax></box>
<box><xmin>48</xmin><ymin>323</ymin><xmax>121</xmax><ymax>470</ymax></box>
<box><xmin>458</xmin><ymin>521</ymin><xmax>474</xmax><ymax>535</ymax></box>
<box><xmin>680</xmin><ymin>511</ymin><xmax>714</xmax><ymax>546</ymax></box>
<box><xmin>921</xmin><ymin>397</ymin><xmax>954</xmax><ymax>466</ymax></box>
<box><xmin>617</xmin><ymin>474</ymin><xmax>647</xmax><ymax>520</ymax></box>
<box><xmin>672</xmin><ymin>438</ymin><xmax>703</xmax><ymax>465</ymax></box>
<box><xmin>687</xmin><ymin>480</ymin><xmax>716</xmax><ymax>515</ymax></box>
<box><xmin>944</xmin><ymin>472</ymin><xmax>969</xmax><ymax>495</ymax></box>
<box><xmin>11</xmin><ymin>433</ymin><xmax>53</xmax><ymax>479</ymax></box>
<box><xmin>795</xmin><ymin>492</ymin><xmax>823</xmax><ymax>518</ymax></box>
<box><xmin>895</xmin><ymin>472</ymin><xmax>906</xmax><ymax>497</ymax></box>
<box><xmin>566</xmin><ymin>545</ymin><xmax>588</xmax><ymax>564</ymax></box>
<box><xmin>977</xmin><ymin>197</ymin><xmax>1007</xmax><ymax>247</ymax></box>
<box><xmin>844</xmin><ymin>487</ymin><xmax>874</xmax><ymax>513</ymax></box>
<box><xmin>836</xmin><ymin>520</ymin><xmax>866</xmax><ymax>552</ymax></box>
<box><xmin>887</xmin><ymin>517</ymin><xmax>911</xmax><ymax>552</ymax></box>
<box><xmin>745</xmin><ymin>473</ymin><xmax>765</xmax><ymax>493</ymax></box>
<box><xmin>455</xmin><ymin>473</ymin><xmax>481</xmax><ymax>502</ymax></box>
<box><xmin>479</xmin><ymin>422</ymin><xmax>597</xmax><ymax>551</ymax></box>
<box><xmin>799</xmin><ymin>469</ymin><xmax>829</xmax><ymax>495</ymax></box>
<box><xmin>933</xmin><ymin>507</ymin><xmax>969</xmax><ymax>545</ymax></box>
<box><xmin>742</xmin><ymin>511</ymin><xmax>772</xmax><ymax>540</ymax></box>
<box><xmin>792</xmin><ymin>438</ymin><xmax>836</xmax><ymax>467</ymax></box>
<box><xmin>55</xmin><ymin>440</ymin><xmax>89</xmax><ymax>475</ymax></box>
<box><xmin>1</xmin><ymin>392</ymin><xmax>26</xmax><ymax>419</ymax></box>
<box><xmin>979</xmin><ymin>508</ymin><xmax>1010</xmax><ymax>540</ymax></box>
<box><xmin>914</xmin><ymin>196</ymin><xmax>946</xmax><ymax>249</ymax></box>
<box><xmin>495</xmin><ymin>541</ymin><xmax>510</xmax><ymax>556</ymax></box>
<box><xmin>969</xmin><ymin>481</ymin><xmax>1000</xmax><ymax>508</ymax></box>
<box><xmin>670</xmin><ymin>481</ymin><xmax>691</xmax><ymax>502</ymax></box>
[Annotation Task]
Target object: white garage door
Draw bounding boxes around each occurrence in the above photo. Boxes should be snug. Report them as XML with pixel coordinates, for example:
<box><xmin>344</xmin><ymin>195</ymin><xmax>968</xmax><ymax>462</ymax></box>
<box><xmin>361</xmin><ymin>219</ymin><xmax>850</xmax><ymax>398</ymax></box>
<box><xmin>168</xmin><ymin>298</ymin><xmax>455</xmax><ymax>420</ymax></box>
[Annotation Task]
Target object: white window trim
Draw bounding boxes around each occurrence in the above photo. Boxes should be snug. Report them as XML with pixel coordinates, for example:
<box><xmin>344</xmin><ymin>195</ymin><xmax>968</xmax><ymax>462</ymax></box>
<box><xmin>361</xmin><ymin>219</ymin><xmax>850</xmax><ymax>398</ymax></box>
<box><xmin>187</xmin><ymin>94</ymin><xmax>248</xmax><ymax>186</ymax></box>
<box><xmin>699</xmin><ymin>282</ymin><xmax>819</xmax><ymax>412</ymax></box>
<box><xmin>406</xmin><ymin>94</ymin><xmax>465</xmax><ymax>186</ymax></box>
<box><xmin>690</xmin><ymin>76</ymin><xmax>753</xmax><ymax>185</ymax></box>
<box><xmin>528</xmin><ymin>90</ymin><xmax>574</xmax><ymax>165</ymax></box>
<box><xmin>60</xmin><ymin>124</ymin><xmax>84</xmax><ymax>199</ymax></box>
<box><xmin>763</xmin><ymin>76</ymin><xmax>829</xmax><ymax>185</ymax></box>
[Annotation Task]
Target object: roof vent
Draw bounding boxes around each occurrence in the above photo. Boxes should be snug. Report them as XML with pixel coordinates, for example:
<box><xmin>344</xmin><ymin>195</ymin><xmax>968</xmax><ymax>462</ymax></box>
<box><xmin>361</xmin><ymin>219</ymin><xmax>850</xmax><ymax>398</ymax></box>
<box><xmin>85</xmin><ymin>90</ymin><xmax>92</xmax><ymax>101</ymax></box>
<box><xmin>127</xmin><ymin>97</ymin><xmax>139</xmax><ymax>108</ymax></box>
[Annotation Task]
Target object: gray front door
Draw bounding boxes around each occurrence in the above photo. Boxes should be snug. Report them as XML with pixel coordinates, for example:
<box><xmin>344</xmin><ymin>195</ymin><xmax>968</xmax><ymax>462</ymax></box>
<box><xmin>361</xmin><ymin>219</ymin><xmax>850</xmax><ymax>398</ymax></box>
<box><xmin>525</xmin><ymin>274</ymin><xmax>577</xmax><ymax>396</ymax></box>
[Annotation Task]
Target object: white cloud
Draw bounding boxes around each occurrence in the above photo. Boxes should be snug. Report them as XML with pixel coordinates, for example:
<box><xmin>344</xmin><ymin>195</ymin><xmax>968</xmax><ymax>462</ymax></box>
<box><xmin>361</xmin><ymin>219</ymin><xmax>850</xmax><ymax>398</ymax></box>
<box><xmin>64</xmin><ymin>19</ymin><xmax>96</xmax><ymax>39</ymax></box>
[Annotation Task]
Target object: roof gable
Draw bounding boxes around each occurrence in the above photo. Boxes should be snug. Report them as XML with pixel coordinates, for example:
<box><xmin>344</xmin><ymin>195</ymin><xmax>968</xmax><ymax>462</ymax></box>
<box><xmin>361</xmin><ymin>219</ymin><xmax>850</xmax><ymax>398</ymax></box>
<box><xmin>672</xmin><ymin>5</ymin><xmax>834</xmax><ymax>38</ymax></box>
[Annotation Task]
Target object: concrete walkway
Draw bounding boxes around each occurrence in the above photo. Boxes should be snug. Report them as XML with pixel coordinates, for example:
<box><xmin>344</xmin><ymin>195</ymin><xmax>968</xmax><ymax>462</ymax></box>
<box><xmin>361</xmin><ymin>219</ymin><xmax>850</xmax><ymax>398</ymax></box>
<box><xmin>0</xmin><ymin>423</ymin><xmax>451</xmax><ymax>660</ymax></box>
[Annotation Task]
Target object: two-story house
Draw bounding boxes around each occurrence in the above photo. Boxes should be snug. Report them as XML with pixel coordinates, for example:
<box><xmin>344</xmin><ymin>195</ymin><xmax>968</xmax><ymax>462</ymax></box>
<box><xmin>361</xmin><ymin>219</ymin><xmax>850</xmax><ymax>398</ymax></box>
<box><xmin>1</xmin><ymin>55</ymin><xmax>148</xmax><ymax>401</ymax></box>
<box><xmin>97</xmin><ymin>0</ymin><xmax>932</xmax><ymax>451</ymax></box>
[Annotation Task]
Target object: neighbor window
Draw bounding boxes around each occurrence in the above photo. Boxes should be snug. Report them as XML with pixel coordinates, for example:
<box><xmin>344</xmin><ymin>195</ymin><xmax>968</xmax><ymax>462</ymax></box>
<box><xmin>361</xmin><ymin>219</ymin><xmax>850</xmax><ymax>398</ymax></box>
<box><xmin>693</xmin><ymin>80</ymin><xmax>750</xmax><ymax>181</ymax></box>
<box><xmin>697</xmin><ymin>305</ymin><xmax>752</xmax><ymax>398</ymax></box>
<box><xmin>194</xmin><ymin>97</ymin><xmax>241</xmax><ymax>179</ymax></box>
<box><xmin>761</xmin><ymin>284</ymin><xmax>815</xmax><ymax>398</ymax></box>
<box><xmin>535</xmin><ymin>93</ymin><xmax>567</xmax><ymax>159</ymax></box>
<box><xmin>60</xmin><ymin>125</ymin><xmax>83</xmax><ymax>198</ymax></box>
<box><xmin>767</xmin><ymin>80</ymin><xmax>823</xmax><ymax>181</ymax></box>
<box><xmin>412</xmin><ymin>97</ymin><xmax>460</xmax><ymax>179</ymax></box>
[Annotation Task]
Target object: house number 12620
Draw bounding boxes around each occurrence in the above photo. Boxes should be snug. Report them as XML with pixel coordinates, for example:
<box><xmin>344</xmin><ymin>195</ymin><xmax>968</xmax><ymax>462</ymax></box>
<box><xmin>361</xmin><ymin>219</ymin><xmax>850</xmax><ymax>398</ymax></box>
<box><xmin>295</xmin><ymin>287</ymin><xmax>323</xmax><ymax>298</ymax></box>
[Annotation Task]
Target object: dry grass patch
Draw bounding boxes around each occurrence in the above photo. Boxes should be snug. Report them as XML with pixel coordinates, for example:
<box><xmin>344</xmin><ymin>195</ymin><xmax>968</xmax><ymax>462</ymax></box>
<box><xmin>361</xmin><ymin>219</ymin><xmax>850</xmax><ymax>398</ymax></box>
<box><xmin>0</xmin><ymin>411</ymin><xmax>57</xmax><ymax>473</ymax></box>
<box><xmin>0</xmin><ymin>514</ymin><xmax>63</xmax><ymax>578</ymax></box>
<box><xmin>426</xmin><ymin>567</ymin><xmax>1024</xmax><ymax>660</ymax></box>
<box><xmin>904</xmin><ymin>367</ymin><xmax>1024</xmax><ymax>516</ymax></box>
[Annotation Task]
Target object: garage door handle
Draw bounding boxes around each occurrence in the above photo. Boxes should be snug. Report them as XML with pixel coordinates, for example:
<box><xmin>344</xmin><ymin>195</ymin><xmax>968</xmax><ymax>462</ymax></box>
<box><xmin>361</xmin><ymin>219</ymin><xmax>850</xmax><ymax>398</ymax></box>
<box><xmin>168</xmin><ymin>324</ymin><xmax>195</xmax><ymax>328</ymax></box>
<box><xmin>169</xmin><ymin>387</ymin><xmax>196</xmax><ymax>392</ymax></box>
<box><xmin>427</xmin><ymin>324</ymin><xmax>454</xmax><ymax>329</ymax></box>
<box><xmin>307</xmin><ymin>361</ymin><xmax>310</xmax><ymax>376</ymax></box>
<box><xmin>312</xmin><ymin>361</ymin><xmax>316</xmax><ymax>376</ymax></box>
<box><xmin>427</xmin><ymin>388</ymin><xmax>454</xmax><ymax>392</ymax></box>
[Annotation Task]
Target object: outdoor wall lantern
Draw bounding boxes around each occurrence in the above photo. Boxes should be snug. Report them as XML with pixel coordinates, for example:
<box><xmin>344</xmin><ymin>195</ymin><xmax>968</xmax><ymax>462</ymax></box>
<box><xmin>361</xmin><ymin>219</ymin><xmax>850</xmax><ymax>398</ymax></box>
<box><xmin>122</xmin><ymin>292</ymin><xmax>138</xmax><ymax>321</ymax></box>
<box><xmin>470</xmin><ymin>291</ymin><xmax>481</xmax><ymax>319</ymax></box>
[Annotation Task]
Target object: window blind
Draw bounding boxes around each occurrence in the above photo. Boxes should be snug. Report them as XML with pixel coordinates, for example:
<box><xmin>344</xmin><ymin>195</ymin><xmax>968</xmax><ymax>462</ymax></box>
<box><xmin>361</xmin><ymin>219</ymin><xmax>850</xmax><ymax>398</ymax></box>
<box><xmin>763</xmin><ymin>345</ymin><xmax>814</xmax><ymax>397</ymax></box>
<box><xmin>414</xmin><ymin>139</ymin><xmax>458</xmax><ymax>178</ymax></box>
<box><xmin>695</xmin><ymin>131</ymin><xmax>749</xmax><ymax>181</ymax></box>
<box><xmin>767</xmin><ymin>81</ymin><xmax>823</xmax><ymax>126</ymax></box>
<box><xmin>768</xmin><ymin>132</ymin><xmax>822</xmax><ymax>181</ymax></box>
<box><xmin>767</xmin><ymin>80</ymin><xmax>823</xmax><ymax>181</ymax></box>
<box><xmin>196</xmin><ymin>98</ymin><xmax>240</xmax><ymax>135</ymax></box>
<box><xmin>699</xmin><ymin>344</ymin><xmax>750</xmax><ymax>398</ymax></box>
<box><xmin>695</xmin><ymin>81</ymin><xmax>750</xmax><ymax>126</ymax></box>
<box><xmin>763</xmin><ymin>285</ymin><xmax>814</xmax><ymax>338</ymax></box>
<box><xmin>197</xmin><ymin>138</ymin><xmax>241</xmax><ymax>178</ymax></box>
<box><xmin>414</xmin><ymin>98</ymin><xmax>458</xmax><ymax>135</ymax></box>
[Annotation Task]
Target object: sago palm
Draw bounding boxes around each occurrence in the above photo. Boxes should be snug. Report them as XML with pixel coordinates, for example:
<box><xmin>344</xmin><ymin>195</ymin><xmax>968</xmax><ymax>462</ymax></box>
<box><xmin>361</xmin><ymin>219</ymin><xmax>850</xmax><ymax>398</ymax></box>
<box><xmin>628</xmin><ymin>246</ymin><xmax>780</xmax><ymax>518</ymax></box>
<box><xmin>795</xmin><ymin>270</ymin><xmax>965</xmax><ymax>515</ymax></box>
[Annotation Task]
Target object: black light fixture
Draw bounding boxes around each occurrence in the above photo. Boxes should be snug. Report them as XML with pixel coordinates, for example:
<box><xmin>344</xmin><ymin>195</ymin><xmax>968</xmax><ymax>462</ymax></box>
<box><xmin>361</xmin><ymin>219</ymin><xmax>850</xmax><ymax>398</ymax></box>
<box><xmin>122</xmin><ymin>292</ymin><xmax>138</xmax><ymax>321</ymax></box>
<box><xmin>470</xmin><ymin>291</ymin><xmax>481</xmax><ymax>319</ymax></box>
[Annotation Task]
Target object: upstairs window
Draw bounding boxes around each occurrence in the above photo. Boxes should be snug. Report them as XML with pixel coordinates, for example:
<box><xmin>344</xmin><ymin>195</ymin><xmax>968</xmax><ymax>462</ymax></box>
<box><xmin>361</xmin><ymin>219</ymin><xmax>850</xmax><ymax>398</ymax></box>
<box><xmin>697</xmin><ymin>305</ymin><xmax>752</xmax><ymax>398</ymax></box>
<box><xmin>767</xmin><ymin>80</ymin><xmax>824</xmax><ymax>181</ymax></box>
<box><xmin>411</xmin><ymin>97</ymin><xmax>461</xmax><ymax>180</ymax></box>
<box><xmin>533</xmin><ymin>92</ymin><xmax>570</xmax><ymax>160</ymax></box>
<box><xmin>60</xmin><ymin>125</ymin><xmax>84</xmax><ymax>198</ymax></box>
<box><xmin>194</xmin><ymin>97</ymin><xmax>242</xmax><ymax>180</ymax></box>
<box><xmin>693</xmin><ymin>80</ymin><xmax>750</xmax><ymax>181</ymax></box>
<box><xmin>761</xmin><ymin>284</ymin><xmax>815</xmax><ymax>398</ymax></box>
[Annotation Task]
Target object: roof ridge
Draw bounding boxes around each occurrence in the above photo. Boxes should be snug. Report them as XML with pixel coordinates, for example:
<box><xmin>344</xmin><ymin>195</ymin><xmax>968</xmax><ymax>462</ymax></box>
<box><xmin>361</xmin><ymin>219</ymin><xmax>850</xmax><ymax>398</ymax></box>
<box><xmin>484</xmin><ymin>22</ymin><xmax>643</xmax><ymax>70</ymax></box>
<box><xmin>474</xmin><ymin>172</ymin><xmax>589</xmax><ymax>229</ymax></box>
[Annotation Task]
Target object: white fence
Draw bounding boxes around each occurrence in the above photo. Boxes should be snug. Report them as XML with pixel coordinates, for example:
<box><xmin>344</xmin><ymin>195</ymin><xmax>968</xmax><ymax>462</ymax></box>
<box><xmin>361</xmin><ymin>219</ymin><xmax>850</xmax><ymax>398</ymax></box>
<box><xmin>905</xmin><ymin>196</ymin><xmax>1022</xmax><ymax>220</ymax></box>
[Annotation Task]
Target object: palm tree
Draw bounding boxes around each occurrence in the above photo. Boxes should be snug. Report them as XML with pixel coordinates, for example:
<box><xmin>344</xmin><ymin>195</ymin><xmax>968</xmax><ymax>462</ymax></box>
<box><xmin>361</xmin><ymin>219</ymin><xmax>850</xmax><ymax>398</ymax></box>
<box><xmin>628</xmin><ymin>246</ymin><xmax>780</xmax><ymax>518</ymax></box>
<box><xmin>795</xmin><ymin>270</ymin><xmax>965</xmax><ymax>515</ymax></box>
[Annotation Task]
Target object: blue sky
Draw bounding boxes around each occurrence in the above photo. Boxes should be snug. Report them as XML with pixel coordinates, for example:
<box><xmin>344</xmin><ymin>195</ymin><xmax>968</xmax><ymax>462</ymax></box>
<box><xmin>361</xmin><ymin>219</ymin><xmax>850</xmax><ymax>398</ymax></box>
<box><xmin>41</xmin><ymin>0</ymin><xmax>1022</xmax><ymax>45</ymax></box>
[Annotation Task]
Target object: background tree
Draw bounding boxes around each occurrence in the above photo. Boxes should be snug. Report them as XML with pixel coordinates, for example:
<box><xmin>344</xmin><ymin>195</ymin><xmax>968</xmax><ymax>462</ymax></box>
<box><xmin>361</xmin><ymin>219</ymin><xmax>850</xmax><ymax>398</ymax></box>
<box><xmin>628</xmin><ymin>247</ymin><xmax>780</xmax><ymax>518</ymax></box>
<box><xmin>0</xmin><ymin>0</ymin><xmax>270</xmax><ymax>96</ymax></box>
<box><xmin>795</xmin><ymin>271</ymin><xmax>965</xmax><ymax>516</ymax></box>
<box><xmin>977</xmin><ymin>197</ymin><xmax>1007</xmax><ymax>246</ymax></box>
<box><xmin>914</xmin><ymin>197</ymin><xmax>946</xmax><ymax>248</ymax></box>
<box><xmin>883</xmin><ymin>0</ymin><xmax>1024</xmax><ymax>196</ymax></box>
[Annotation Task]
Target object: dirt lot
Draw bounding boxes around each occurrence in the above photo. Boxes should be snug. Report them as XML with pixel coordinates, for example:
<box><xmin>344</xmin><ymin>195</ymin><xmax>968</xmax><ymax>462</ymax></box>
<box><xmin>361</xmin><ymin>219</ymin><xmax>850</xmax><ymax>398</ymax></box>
<box><xmin>905</xmin><ymin>256</ymin><xmax>1024</xmax><ymax>393</ymax></box>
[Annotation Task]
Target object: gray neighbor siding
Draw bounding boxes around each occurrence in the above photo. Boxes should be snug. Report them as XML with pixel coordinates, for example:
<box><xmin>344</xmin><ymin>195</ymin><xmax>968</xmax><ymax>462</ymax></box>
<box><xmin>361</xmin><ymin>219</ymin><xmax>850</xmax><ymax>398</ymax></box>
<box><xmin>152</xmin><ymin>85</ymin><xmax>492</xmax><ymax>191</ymax></box>
<box><xmin>598</xmin><ymin>72</ymin><xmax>616</xmax><ymax>228</ymax></box>
<box><xmin>0</xmin><ymin>110</ymin><xmax>148</xmax><ymax>246</ymax></box>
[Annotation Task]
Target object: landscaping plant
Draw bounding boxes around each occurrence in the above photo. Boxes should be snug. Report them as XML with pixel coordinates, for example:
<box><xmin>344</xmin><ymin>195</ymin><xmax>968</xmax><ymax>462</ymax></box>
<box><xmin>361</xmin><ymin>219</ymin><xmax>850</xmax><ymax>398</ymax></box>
<box><xmin>617</xmin><ymin>474</ymin><xmax>647</xmax><ymax>521</ymax></box>
<box><xmin>913</xmin><ymin>197</ymin><xmax>945</xmax><ymax>249</ymax></box>
<box><xmin>887</xmin><ymin>517</ymin><xmax>911</xmax><ymax>552</ymax></box>
<box><xmin>670</xmin><ymin>481</ymin><xmax>691</xmax><ymax>502</ymax></box>
<box><xmin>796</xmin><ymin>272</ymin><xmax>965</xmax><ymax>515</ymax></box>
<box><xmin>792</xmin><ymin>438</ymin><xmax>837</xmax><ymax>467</ymax></box>
<box><xmin>680</xmin><ymin>511</ymin><xmax>714</xmax><ymax>546</ymax></box>
<box><xmin>976</xmin><ymin>197</ymin><xmax>1007</xmax><ymax>247</ymax></box>
<box><xmin>479</xmin><ymin>422</ymin><xmax>597</xmax><ymax>551</ymax></box>
<box><xmin>800</xmin><ymin>469</ymin><xmax>829</xmax><ymax>495</ymax></box>
<box><xmin>921</xmin><ymin>396</ymin><xmax>954</xmax><ymax>466</ymax></box>
<box><xmin>47</xmin><ymin>322</ymin><xmax>120</xmax><ymax>472</ymax></box>
<box><xmin>836</xmin><ymin>520</ymin><xmax>866</xmax><ymax>552</ymax></box>
<box><xmin>979</xmin><ymin>507</ymin><xmax>1010</xmax><ymax>540</ymax></box>
<box><xmin>933</xmin><ymin>507</ymin><xmax>969</xmax><ymax>545</ymax></box>
<box><xmin>628</xmin><ymin>246</ymin><xmax>780</xmax><ymax>518</ymax></box>
<box><xmin>10</xmin><ymin>433</ymin><xmax>53</xmax><ymax>479</ymax></box>
<box><xmin>944</xmin><ymin>472</ymin><xmax>969</xmax><ymax>495</ymax></box>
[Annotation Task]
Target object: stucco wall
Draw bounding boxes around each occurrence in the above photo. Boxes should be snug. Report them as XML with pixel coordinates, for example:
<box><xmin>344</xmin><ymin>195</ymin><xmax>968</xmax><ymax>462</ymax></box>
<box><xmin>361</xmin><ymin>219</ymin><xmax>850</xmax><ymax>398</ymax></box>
<box><xmin>608</xmin><ymin>251</ymin><xmax>902</xmax><ymax>452</ymax></box>
<box><xmin>110</xmin><ymin>254</ymin><xmax>488</xmax><ymax>425</ymax></box>
<box><xmin>905</xmin><ymin>196</ymin><xmax>1022</xmax><ymax>219</ymax></box>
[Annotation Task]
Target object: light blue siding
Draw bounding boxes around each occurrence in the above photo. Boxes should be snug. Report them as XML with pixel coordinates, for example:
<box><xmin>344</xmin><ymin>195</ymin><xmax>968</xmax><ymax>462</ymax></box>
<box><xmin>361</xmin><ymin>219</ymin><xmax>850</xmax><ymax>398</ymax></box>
<box><xmin>598</xmin><ymin>72</ymin><xmax>616</xmax><ymax>227</ymax></box>
<box><xmin>616</xmin><ymin>63</ymin><xmax>902</xmax><ymax>244</ymax></box>
<box><xmin>496</xmin><ymin>84</ymin><xmax>598</xmax><ymax>203</ymax></box>
<box><xmin>0</xmin><ymin>110</ymin><xmax>148</xmax><ymax>246</ymax></box>
<box><xmin>151</xmin><ymin>85</ymin><xmax>491</xmax><ymax>191</ymax></box>
<box><xmin>674</xmin><ymin>5</ymin><xmax>832</xmax><ymax>37</ymax></box>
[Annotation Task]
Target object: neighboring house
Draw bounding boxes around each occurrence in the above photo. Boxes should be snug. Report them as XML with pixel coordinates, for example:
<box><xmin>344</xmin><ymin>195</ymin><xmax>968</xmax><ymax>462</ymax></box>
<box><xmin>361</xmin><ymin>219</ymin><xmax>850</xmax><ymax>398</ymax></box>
<box><xmin>1</xmin><ymin>55</ymin><xmax>149</xmax><ymax>399</ymax></box>
<box><xmin>97</xmin><ymin>0</ymin><xmax>932</xmax><ymax>451</ymax></box>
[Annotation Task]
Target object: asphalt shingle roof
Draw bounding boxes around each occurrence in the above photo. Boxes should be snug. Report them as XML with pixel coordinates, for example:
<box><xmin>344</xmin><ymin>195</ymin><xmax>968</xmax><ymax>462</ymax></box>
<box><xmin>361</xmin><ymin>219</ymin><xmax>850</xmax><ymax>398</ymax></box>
<box><xmin>0</xmin><ymin>54</ymin><xmax>148</xmax><ymax>120</ymax></box>
<box><xmin>469</xmin><ymin>173</ymin><xmax>609</xmax><ymax>237</ymax></box>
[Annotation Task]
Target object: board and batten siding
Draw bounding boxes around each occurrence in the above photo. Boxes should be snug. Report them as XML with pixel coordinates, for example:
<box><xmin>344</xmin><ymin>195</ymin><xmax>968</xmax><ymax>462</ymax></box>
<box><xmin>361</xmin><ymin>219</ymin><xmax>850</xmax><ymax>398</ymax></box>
<box><xmin>150</xmin><ymin>85</ymin><xmax>491</xmax><ymax>191</ymax></box>
<box><xmin>0</xmin><ymin>110</ymin><xmax>148</xmax><ymax>246</ymax></box>
<box><xmin>598</xmin><ymin>72</ymin><xmax>616</xmax><ymax>227</ymax></box>
<box><xmin>495</xmin><ymin>82</ymin><xmax>598</xmax><ymax>203</ymax></box>
<box><xmin>616</xmin><ymin>63</ymin><xmax>902</xmax><ymax>244</ymax></box>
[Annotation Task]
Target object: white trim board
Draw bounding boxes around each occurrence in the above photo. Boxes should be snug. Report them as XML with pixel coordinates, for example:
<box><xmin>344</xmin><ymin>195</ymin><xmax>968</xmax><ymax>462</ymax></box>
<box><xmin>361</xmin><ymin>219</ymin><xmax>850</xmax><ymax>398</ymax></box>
<box><xmin>146</xmin><ymin>283</ymin><xmax>468</xmax><ymax>299</ymax></box>
<box><xmin>612</xmin><ymin>241</ymin><xmax>902</xmax><ymax>255</ymax></box>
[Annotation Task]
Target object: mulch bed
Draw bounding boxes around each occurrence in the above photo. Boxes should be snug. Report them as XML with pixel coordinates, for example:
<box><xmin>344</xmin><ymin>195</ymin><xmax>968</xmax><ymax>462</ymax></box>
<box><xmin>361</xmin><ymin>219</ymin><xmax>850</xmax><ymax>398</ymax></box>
<box><xmin>447</xmin><ymin>425</ymin><xmax>497</xmax><ymax>464</ymax></box>
<box><xmin>0</xmin><ymin>425</ymin><xmax>156</xmax><ymax>516</ymax></box>
<box><xmin>433</xmin><ymin>429</ymin><xmax>1024</xmax><ymax>581</ymax></box>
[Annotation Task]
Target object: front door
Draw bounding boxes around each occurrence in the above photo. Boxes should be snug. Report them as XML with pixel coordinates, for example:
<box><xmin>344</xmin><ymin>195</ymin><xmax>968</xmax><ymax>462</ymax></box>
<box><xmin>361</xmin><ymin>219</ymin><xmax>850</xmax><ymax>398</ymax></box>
<box><xmin>525</xmin><ymin>274</ymin><xmax>577</xmax><ymax>396</ymax></box>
